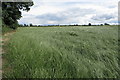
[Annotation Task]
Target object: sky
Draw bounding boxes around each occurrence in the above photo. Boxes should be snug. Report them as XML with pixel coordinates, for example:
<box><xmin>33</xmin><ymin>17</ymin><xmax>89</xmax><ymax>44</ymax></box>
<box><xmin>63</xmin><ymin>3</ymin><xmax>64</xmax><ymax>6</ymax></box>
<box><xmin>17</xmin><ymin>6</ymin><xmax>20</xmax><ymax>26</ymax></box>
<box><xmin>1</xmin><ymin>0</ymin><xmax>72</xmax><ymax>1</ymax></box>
<box><xmin>18</xmin><ymin>0</ymin><xmax>119</xmax><ymax>25</ymax></box>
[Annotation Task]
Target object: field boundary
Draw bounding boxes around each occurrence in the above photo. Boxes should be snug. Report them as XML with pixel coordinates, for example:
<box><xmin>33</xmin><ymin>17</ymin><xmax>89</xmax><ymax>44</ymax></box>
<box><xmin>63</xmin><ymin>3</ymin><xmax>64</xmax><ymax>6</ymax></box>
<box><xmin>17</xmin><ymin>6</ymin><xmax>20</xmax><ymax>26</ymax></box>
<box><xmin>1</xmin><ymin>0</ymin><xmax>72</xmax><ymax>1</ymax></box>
<box><xmin>1</xmin><ymin>30</ymin><xmax>16</xmax><ymax>78</ymax></box>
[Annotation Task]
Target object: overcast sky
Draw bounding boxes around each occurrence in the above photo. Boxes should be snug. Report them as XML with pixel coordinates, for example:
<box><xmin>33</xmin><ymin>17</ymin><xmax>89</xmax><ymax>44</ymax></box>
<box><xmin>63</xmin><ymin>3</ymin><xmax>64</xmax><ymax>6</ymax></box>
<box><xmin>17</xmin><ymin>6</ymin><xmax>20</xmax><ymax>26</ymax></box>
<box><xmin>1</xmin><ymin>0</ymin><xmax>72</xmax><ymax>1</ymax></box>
<box><xmin>18</xmin><ymin>0</ymin><xmax>119</xmax><ymax>25</ymax></box>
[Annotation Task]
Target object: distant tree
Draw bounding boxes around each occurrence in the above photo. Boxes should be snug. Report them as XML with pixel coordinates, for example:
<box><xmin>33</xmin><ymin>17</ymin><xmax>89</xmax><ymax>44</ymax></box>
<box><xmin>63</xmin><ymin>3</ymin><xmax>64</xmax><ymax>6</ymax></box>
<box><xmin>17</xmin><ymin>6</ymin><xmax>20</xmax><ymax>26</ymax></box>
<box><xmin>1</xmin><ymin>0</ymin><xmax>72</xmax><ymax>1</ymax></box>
<box><xmin>76</xmin><ymin>24</ymin><xmax>78</xmax><ymax>26</ymax></box>
<box><xmin>26</xmin><ymin>24</ymin><xmax>29</xmax><ymax>27</ymax></box>
<box><xmin>30</xmin><ymin>23</ymin><xmax>33</xmax><ymax>26</ymax></box>
<box><xmin>88</xmin><ymin>23</ymin><xmax>91</xmax><ymax>26</ymax></box>
<box><xmin>38</xmin><ymin>25</ymin><xmax>41</xmax><ymax>27</ymax></box>
<box><xmin>24</xmin><ymin>24</ymin><xmax>28</xmax><ymax>27</ymax></box>
<box><xmin>104</xmin><ymin>23</ymin><xmax>110</xmax><ymax>25</ymax></box>
<box><xmin>2</xmin><ymin>2</ymin><xmax>34</xmax><ymax>29</ymax></box>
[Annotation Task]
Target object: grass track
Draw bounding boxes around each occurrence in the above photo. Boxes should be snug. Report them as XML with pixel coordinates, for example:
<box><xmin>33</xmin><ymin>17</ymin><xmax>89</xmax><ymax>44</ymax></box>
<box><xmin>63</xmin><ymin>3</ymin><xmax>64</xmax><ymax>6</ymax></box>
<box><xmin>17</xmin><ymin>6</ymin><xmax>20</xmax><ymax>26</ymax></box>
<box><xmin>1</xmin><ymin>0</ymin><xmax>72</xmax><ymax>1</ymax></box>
<box><xmin>3</xmin><ymin>26</ymin><xmax>120</xmax><ymax>78</ymax></box>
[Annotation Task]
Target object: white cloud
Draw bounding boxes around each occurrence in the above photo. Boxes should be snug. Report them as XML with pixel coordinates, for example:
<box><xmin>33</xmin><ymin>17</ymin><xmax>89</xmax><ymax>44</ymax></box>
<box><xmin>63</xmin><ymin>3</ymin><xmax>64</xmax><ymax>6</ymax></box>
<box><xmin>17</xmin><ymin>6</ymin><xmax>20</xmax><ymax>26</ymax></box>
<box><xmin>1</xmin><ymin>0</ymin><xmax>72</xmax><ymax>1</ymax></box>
<box><xmin>18</xmin><ymin>0</ymin><xmax>119</xmax><ymax>25</ymax></box>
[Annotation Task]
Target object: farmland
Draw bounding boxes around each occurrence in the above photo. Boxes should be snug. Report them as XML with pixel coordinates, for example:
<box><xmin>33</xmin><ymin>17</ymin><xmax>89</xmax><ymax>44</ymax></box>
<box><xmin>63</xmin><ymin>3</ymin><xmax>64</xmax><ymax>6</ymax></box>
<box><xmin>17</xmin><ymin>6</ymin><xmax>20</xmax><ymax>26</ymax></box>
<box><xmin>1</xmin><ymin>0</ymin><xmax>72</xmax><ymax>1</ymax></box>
<box><xmin>3</xmin><ymin>26</ymin><xmax>120</xmax><ymax>78</ymax></box>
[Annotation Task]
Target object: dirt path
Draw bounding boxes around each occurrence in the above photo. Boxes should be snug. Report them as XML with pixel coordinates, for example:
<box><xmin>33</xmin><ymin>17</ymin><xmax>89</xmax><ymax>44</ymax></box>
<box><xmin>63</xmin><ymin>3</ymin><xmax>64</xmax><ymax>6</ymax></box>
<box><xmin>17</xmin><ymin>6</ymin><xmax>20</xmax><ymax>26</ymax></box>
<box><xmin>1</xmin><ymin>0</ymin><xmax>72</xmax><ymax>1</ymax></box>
<box><xmin>0</xmin><ymin>31</ymin><xmax>16</xmax><ymax>79</ymax></box>
<box><xmin>0</xmin><ymin>36</ymin><xmax>2</xmax><ymax>79</ymax></box>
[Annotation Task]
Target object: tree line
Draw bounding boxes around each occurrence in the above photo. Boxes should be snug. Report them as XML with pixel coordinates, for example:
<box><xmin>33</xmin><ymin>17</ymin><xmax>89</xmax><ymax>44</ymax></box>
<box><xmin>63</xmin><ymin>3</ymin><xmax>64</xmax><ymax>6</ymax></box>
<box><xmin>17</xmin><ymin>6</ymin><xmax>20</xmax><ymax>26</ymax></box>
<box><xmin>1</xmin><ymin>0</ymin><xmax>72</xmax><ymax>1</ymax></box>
<box><xmin>19</xmin><ymin>23</ymin><xmax>110</xmax><ymax>27</ymax></box>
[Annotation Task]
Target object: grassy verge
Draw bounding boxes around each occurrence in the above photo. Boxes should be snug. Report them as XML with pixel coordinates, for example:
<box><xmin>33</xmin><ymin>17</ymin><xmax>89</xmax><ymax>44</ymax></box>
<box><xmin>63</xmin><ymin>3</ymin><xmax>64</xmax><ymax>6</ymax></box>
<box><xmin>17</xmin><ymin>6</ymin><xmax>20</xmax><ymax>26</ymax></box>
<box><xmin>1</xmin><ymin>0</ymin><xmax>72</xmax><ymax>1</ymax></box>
<box><xmin>2</xmin><ymin>26</ymin><xmax>14</xmax><ymax>35</ymax></box>
<box><xmin>3</xmin><ymin>26</ymin><xmax>120</xmax><ymax>78</ymax></box>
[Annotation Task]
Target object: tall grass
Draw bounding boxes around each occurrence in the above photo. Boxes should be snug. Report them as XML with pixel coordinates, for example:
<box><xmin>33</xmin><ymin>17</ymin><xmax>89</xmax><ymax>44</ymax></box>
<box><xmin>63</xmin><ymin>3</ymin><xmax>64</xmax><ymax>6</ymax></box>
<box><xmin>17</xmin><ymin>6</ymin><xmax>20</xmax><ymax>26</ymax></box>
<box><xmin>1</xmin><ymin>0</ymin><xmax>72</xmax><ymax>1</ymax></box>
<box><xmin>2</xmin><ymin>25</ymin><xmax>14</xmax><ymax>34</ymax></box>
<box><xmin>3</xmin><ymin>26</ymin><xmax>120</xmax><ymax>78</ymax></box>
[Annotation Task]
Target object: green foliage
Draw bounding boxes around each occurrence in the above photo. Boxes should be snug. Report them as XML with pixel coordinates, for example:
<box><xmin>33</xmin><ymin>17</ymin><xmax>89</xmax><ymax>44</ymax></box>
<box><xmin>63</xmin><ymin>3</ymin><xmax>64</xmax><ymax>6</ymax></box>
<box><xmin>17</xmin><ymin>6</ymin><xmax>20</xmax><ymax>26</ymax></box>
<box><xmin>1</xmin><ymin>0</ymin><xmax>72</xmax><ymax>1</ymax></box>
<box><xmin>3</xmin><ymin>26</ymin><xmax>119</xmax><ymax>78</ymax></box>
<box><xmin>104</xmin><ymin>23</ymin><xmax>110</xmax><ymax>25</ymax></box>
<box><xmin>88</xmin><ymin>23</ymin><xmax>91</xmax><ymax>26</ymax></box>
<box><xmin>30</xmin><ymin>23</ymin><xmax>33</xmax><ymax>26</ymax></box>
<box><xmin>2</xmin><ymin>2</ymin><xmax>34</xmax><ymax>29</ymax></box>
<box><xmin>2</xmin><ymin>24</ymin><xmax>13</xmax><ymax>34</ymax></box>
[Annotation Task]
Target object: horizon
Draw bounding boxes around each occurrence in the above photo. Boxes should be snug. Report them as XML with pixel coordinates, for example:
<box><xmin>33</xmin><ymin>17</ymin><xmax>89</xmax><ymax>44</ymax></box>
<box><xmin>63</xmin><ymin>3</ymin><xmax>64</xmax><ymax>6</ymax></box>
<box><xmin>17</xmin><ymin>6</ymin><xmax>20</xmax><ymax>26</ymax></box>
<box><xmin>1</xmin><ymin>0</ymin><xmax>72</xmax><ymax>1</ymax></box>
<box><xmin>20</xmin><ymin>23</ymin><xmax>119</xmax><ymax>26</ymax></box>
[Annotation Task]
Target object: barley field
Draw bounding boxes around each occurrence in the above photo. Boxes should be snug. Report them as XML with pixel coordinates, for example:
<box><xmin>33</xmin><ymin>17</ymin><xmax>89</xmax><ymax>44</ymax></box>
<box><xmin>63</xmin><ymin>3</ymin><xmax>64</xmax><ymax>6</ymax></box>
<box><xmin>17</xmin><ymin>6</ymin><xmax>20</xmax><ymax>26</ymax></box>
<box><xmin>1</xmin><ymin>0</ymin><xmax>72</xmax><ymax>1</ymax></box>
<box><xmin>3</xmin><ymin>26</ymin><xmax>120</xmax><ymax>78</ymax></box>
